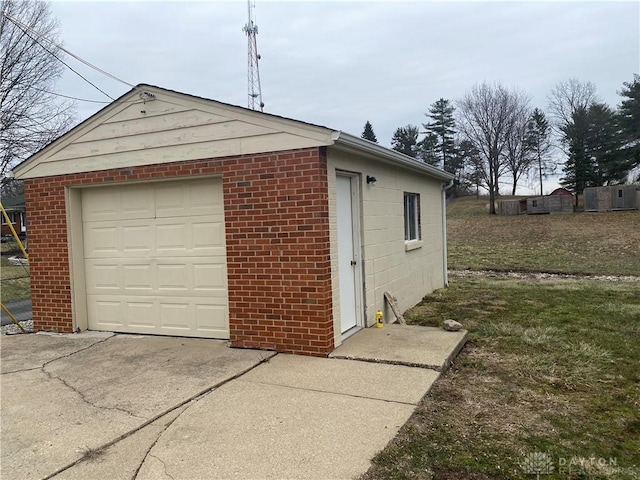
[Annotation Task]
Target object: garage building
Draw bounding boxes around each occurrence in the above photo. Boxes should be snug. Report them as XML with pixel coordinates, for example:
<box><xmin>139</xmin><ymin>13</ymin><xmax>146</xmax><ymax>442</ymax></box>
<box><xmin>12</xmin><ymin>85</ymin><xmax>453</xmax><ymax>356</ymax></box>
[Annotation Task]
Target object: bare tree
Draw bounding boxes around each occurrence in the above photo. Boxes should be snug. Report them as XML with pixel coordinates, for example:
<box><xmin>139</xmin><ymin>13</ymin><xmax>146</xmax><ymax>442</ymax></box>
<box><xmin>547</xmin><ymin>78</ymin><xmax>598</xmax><ymax>135</ymax></box>
<box><xmin>1</xmin><ymin>0</ymin><xmax>75</xmax><ymax>181</ymax></box>
<box><xmin>503</xmin><ymin>101</ymin><xmax>533</xmax><ymax>195</ymax></box>
<box><xmin>456</xmin><ymin>82</ymin><xmax>530</xmax><ymax>214</ymax></box>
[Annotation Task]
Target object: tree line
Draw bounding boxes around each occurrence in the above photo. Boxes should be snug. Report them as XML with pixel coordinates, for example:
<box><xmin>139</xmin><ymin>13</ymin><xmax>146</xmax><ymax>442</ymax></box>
<box><xmin>361</xmin><ymin>76</ymin><xmax>640</xmax><ymax>214</ymax></box>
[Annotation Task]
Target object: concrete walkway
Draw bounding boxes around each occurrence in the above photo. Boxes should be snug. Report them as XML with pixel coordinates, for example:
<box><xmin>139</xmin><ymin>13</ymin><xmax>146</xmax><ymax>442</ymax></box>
<box><xmin>0</xmin><ymin>325</ymin><xmax>467</xmax><ymax>480</ymax></box>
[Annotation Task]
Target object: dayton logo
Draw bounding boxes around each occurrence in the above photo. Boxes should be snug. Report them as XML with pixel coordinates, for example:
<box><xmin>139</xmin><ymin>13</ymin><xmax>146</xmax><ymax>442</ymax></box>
<box><xmin>520</xmin><ymin>451</ymin><xmax>555</xmax><ymax>479</ymax></box>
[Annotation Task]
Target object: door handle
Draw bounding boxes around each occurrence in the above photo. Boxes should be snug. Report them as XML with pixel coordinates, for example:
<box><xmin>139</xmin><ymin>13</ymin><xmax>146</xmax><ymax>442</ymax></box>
<box><xmin>350</xmin><ymin>260</ymin><xmax>357</xmax><ymax>266</ymax></box>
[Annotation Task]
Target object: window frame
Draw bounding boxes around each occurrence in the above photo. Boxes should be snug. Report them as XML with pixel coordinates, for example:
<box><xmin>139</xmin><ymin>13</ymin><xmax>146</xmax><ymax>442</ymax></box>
<box><xmin>403</xmin><ymin>192</ymin><xmax>421</xmax><ymax>243</ymax></box>
<box><xmin>1</xmin><ymin>212</ymin><xmax>17</xmax><ymax>225</ymax></box>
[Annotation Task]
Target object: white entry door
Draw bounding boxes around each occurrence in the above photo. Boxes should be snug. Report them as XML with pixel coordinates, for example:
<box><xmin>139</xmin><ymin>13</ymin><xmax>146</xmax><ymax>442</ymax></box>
<box><xmin>336</xmin><ymin>174</ymin><xmax>362</xmax><ymax>334</ymax></box>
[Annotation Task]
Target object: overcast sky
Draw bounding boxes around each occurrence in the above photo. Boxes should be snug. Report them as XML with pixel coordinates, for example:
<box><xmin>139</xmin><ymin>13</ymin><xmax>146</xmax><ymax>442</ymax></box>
<box><xmin>48</xmin><ymin>0</ymin><xmax>639</xmax><ymax>194</ymax></box>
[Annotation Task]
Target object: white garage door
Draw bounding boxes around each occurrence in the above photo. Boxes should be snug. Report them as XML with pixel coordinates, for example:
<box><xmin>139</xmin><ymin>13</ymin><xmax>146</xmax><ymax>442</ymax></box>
<box><xmin>82</xmin><ymin>178</ymin><xmax>229</xmax><ymax>338</ymax></box>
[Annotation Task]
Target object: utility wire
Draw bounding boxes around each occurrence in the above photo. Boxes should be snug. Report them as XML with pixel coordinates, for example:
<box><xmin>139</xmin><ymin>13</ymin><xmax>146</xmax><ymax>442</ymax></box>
<box><xmin>2</xmin><ymin>12</ymin><xmax>115</xmax><ymax>101</ymax></box>
<box><xmin>29</xmin><ymin>86</ymin><xmax>111</xmax><ymax>104</ymax></box>
<box><xmin>1</xmin><ymin>10</ymin><xmax>133</xmax><ymax>99</ymax></box>
<box><xmin>3</xmin><ymin>12</ymin><xmax>134</xmax><ymax>88</ymax></box>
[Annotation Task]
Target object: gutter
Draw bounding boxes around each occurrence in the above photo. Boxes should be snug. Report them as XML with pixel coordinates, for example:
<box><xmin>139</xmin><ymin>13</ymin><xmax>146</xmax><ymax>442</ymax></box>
<box><xmin>442</xmin><ymin>179</ymin><xmax>454</xmax><ymax>287</ymax></box>
<box><xmin>330</xmin><ymin>131</ymin><xmax>455</xmax><ymax>181</ymax></box>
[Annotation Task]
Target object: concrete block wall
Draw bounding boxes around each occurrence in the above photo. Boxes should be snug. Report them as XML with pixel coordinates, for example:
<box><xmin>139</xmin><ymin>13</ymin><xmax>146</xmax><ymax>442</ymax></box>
<box><xmin>24</xmin><ymin>147</ymin><xmax>334</xmax><ymax>356</ymax></box>
<box><xmin>327</xmin><ymin>149</ymin><xmax>445</xmax><ymax>344</ymax></box>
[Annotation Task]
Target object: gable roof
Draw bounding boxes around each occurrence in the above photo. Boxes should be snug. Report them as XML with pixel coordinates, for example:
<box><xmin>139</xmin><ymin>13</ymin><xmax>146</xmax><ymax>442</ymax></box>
<box><xmin>549</xmin><ymin>187</ymin><xmax>573</xmax><ymax>196</ymax></box>
<box><xmin>12</xmin><ymin>84</ymin><xmax>453</xmax><ymax>182</ymax></box>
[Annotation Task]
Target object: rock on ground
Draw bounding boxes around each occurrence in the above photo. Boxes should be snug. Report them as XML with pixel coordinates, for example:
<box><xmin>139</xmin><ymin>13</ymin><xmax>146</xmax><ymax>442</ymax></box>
<box><xmin>443</xmin><ymin>319</ymin><xmax>463</xmax><ymax>332</ymax></box>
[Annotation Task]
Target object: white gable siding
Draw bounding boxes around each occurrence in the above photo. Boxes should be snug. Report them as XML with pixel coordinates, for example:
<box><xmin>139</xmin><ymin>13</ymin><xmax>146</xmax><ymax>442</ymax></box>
<box><xmin>327</xmin><ymin>149</ymin><xmax>445</xmax><ymax>347</ymax></box>
<box><xmin>14</xmin><ymin>88</ymin><xmax>333</xmax><ymax>179</ymax></box>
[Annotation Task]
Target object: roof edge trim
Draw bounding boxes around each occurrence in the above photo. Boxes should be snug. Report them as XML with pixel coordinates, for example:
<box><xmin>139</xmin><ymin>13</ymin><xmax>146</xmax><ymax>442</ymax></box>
<box><xmin>331</xmin><ymin>131</ymin><xmax>454</xmax><ymax>181</ymax></box>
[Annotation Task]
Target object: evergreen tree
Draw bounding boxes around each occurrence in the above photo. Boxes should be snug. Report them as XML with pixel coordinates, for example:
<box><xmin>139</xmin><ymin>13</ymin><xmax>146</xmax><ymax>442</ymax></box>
<box><xmin>423</xmin><ymin>98</ymin><xmax>457</xmax><ymax>171</ymax></box>
<box><xmin>361</xmin><ymin>121</ymin><xmax>378</xmax><ymax>143</ymax></box>
<box><xmin>560</xmin><ymin>107</ymin><xmax>598</xmax><ymax>193</ymax></box>
<box><xmin>525</xmin><ymin>108</ymin><xmax>553</xmax><ymax>195</ymax></box>
<box><xmin>617</xmin><ymin>74</ymin><xmax>640</xmax><ymax>180</ymax></box>
<box><xmin>586</xmin><ymin>104</ymin><xmax>626</xmax><ymax>184</ymax></box>
<box><xmin>391</xmin><ymin>125</ymin><xmax>419</xmax><ymax>158</ymax></box>
<box><xmin>416</xmin><ymin>132</ymin><xmax>439</xmax><ymax>165</ymax></box>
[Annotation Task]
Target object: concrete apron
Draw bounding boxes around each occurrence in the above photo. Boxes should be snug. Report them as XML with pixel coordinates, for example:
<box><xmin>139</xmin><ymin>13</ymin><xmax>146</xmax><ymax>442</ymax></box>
<box><xmin>0</xmin><ymin>325</ymin><xmax>467</xmax><ymax>480</ymax></box>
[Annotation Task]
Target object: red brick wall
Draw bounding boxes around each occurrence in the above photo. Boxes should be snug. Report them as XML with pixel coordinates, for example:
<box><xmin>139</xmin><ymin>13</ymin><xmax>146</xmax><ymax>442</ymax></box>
<box><xmin>23</xmin><ymin>147</ymin><xmax>334</xmax><ymax>356</ymax></box>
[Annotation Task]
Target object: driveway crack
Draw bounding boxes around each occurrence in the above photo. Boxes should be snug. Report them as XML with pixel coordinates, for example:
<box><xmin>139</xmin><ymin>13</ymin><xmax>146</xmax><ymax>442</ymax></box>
<box><xmin>33</xmin><ymin>335</ymin><xmax>143</xmax><ymax>418</ymax></box>
<box><xmin>42</xmin><ymin>366</ymin><xmax>145</xmax><ymax>419</ymax></box>
<box><xmin>1</xmin><ymin>366</ymin><xmax>42</xmax><ymax>375</ymax></box>
<box><xmin>44</xmin><ymin>353</ymin><xmax>275</xmax><ymax>480</ymax></box>
<box><xmin>1</xmin><ymin>334</ymin><xmax>114</xmax><ymax>375</ymax></box>
<box><xmin>132</xmin><ymin>424</ymin><xmax>182</xmax><ymax>480</ymax></box>
<box><xmin>149</xmin><ymin>453</ymin><xmax>175</xmax><ymax>479</ymax></box>
<box><xmin>131</xmin><ymin>354</ymin><xmax>276</xmax><ymax>479</ymax></box>
<box><xmin>41</xmin><ymin>335</ymin><xmax>114</xmax><ymax>369</ymax></box>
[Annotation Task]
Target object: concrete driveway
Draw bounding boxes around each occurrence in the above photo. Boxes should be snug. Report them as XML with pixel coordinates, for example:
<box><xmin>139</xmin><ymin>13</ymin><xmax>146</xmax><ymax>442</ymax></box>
<box><xmin>0</xmin><ymin>326</ymin><xmax>467</xmax><ymax>480</ymax></box>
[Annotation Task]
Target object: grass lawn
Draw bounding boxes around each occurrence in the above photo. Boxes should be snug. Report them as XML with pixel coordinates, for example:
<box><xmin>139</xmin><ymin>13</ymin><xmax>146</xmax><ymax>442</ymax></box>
<box><xmin>1</xmin><ymin>241</ymin><xmax>30</xmax><ymax>303</ymax></box>
<box><xmin>363</xmin><ymin>197</ymin><xmax>640</xmax><ymax>480</ymax></box>
<box><xmin>447</xmin><ymin>197</ymin><xmax>640</xmax><ymax>276</ymax></box>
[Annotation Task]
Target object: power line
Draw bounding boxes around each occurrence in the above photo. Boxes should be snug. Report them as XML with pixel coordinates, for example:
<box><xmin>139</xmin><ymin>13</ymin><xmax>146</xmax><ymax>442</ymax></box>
<box><xmin>29</xmin><ymin>86</ymin><xmax>111</xmax><ymax>104</ymax></box>
<box><xmin>1</xmin><ymin>10</ymin><xmax>133</xmax><ymax>100</ymax></box>
<box><xmin>4</xmin><ymin>12</ymin><xmax>134</xmax><ymax>88</ymax></box>
<box><xmin>2</xmin><ymin>11</ymin><xmax>115</xmax><ymax>100</ymax></box>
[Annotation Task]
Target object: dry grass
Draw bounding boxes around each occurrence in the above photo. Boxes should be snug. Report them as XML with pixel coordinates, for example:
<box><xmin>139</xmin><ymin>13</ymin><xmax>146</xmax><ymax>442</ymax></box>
<box><xmin>447</xmin><ymin>196</ymin><xmax>640</xmax><ymax>276</ymax></box>
<box><xmin>363</xmin><ymin>197</ymin><xmax>640</xmax><ymax>480</ymax></box>
<box><xmin>1</xmin><ymin>241</ymin><xmax>30</xmax><ymax>303</ymax></box>
<box><xmin>363</xmin><ymin>276</ymin><xmax>640</xmax><ymax>480</ymax></box>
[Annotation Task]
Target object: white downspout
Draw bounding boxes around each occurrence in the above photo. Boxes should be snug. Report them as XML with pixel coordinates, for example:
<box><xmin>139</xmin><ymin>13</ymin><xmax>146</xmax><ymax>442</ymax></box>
<box><xmin>442</xmin><ymin>180</ymin><xmax>454</xmax><ymax>287</ymax></box>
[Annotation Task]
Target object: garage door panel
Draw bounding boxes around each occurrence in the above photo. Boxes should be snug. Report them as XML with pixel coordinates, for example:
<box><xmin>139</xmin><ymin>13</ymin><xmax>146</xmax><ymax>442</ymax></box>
<box><xmin>155</xmin><ymin>178</ymin><xmax>222</xmax><ymax>218</ymax></box>
<box><xmin>155</xmin><ymin>218</ymin><xmax>226</xmax><ymax>255</ymax></box>
<box><xmin>192</xmin><ymin>221</ymin><xmax>225</xmax><ymax>251</ymax></box>
<box><xmin>193</xmin><ymin>263</ymin><xmax>226</xmax><ymax>290</ymax></box>
<box><xmin>189</xmin><ymin>180</ymin><xmax>223</xmax><ymax>212</ymax></box>
<box><xmin>123</xmin><ymin>264</ymin><xmax>154</xmax><ymax>291</ymax></box>
<box><xmin>126</xmin><ymin>302</ymin><xmax>155</xmax><ymax>329</ymax></box>
<box><xmin>83</xmin><ymin>184</ymin><xmax>155</xmax><ymax>222</ymax></box>
<box><xmin>87</xmin><ymin>295</ymin><xmax>228</xmax><ymax>337</ymax></box>
<box><xmin>88</xmin><ymin>300</ymin><xmax>124</xmax><ymax>328</ymax></box>
<box><xmin>156</xmin><ymin>223</ymin><xmax>188</xmax><ymax>251</ymax></box>
<box><xmin>158</xmin><ymin>264</ymin><xmax>189</xmax><ymax>291</ymax></box>
<box><xmin>196</xmin><ymin>305</ymin><xmax>228</xmax><ymax>331</ymax></box>
<box><xmin>82</xmin><ymin>178</ymin><xmax>229</xmax><ymax>339</ymax></box>
<box><xmin>155</xmin><ymin>183</ymin><xmax>186</xmax><ymax>218</ymax></box>
<box><xmin>86</xmin><ymin>259</ymin><xmax>228</xmax><ymax>296</ymax></box>
<box><xmin>120</xmin><ymin>184</ymin><xmax>155</xmax><ymax>219</ymax></box>
<box><xmin>82</xmin><ymin>188</ymin><xmax>122</xmax><ymax>222</ymax></box>
<box><xmin>160</xmin><ymin>302</ymin><xmax>191</xmax><ymax>330</ymax></box>
<box><xmin>86</xmin><ymin>263</ymin><xmax>120</xmax><ymax>292</ymax></box>
<box><xmin>84</xmin><ymin>225</ymin><xmax>120</xmax><ymax>257</ymax></box>
<box><xmin>122</xmin><ymin>225</ymin><xmax>153</xmax><ymax>253</ymax></box>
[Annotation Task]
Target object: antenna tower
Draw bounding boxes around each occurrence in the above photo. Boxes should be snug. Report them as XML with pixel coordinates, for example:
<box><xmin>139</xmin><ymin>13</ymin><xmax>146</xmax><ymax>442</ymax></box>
<box><xmin>243</xmin><ymin>0</ymin><xmax>264</xmax><ymax>112</ymax></box>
